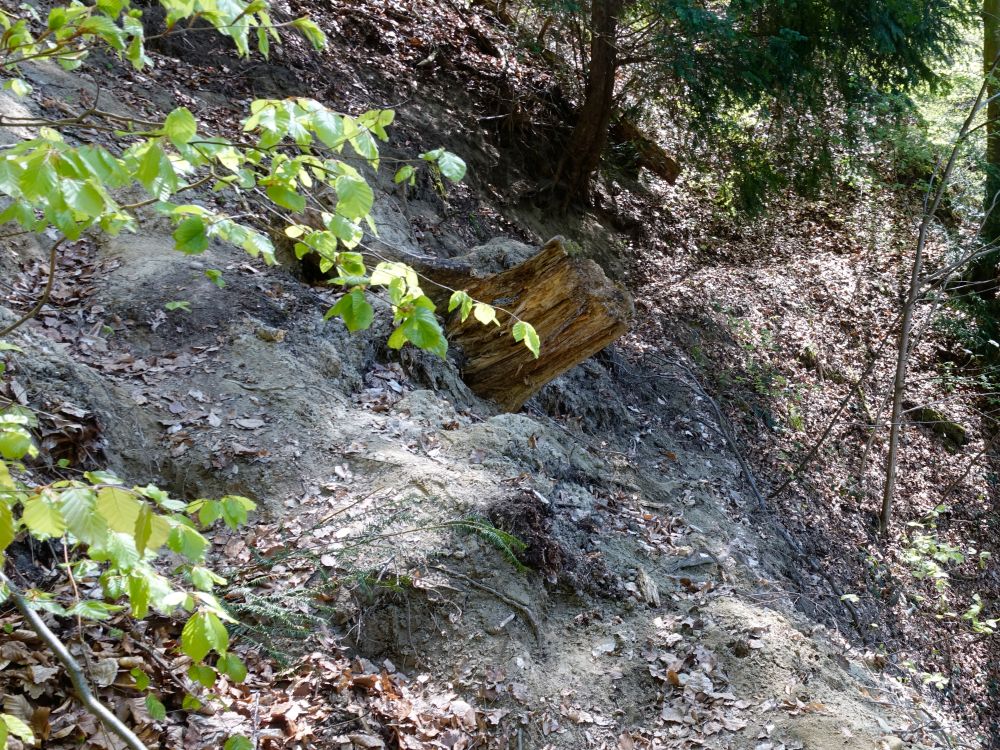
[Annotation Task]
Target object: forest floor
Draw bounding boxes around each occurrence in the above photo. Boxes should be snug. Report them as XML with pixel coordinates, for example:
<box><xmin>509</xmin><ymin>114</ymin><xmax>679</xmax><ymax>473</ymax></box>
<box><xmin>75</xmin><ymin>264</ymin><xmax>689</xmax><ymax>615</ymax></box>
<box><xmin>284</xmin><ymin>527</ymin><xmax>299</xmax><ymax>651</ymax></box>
<box><xmin>0</xmin><ymin>0</ymin><xmax>996</xmax><ymax>749</ymax></box>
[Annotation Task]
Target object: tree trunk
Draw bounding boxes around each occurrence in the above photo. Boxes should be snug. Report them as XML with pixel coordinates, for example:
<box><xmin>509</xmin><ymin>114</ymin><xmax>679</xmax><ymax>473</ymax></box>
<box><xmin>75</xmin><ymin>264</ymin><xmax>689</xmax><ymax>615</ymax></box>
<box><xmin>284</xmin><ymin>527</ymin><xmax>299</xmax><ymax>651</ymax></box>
<box><xmin>971</xmin><ymin>0</ymin><xmax>1000</xmax><ymax>289</ymax></box>
<box><xmin>446</xmin><ymin>237</ymin><xmax>633</xmax><ymax>410</ymax></box>
<box><xmin>881</xmin><ymin>60</ymin><xmax>993</xmax><ymax>536</ymax></box>
<box><xmin>558</xmin><ymin>0</ymin><xmax>624</xmax><ymax>204</ymax></box>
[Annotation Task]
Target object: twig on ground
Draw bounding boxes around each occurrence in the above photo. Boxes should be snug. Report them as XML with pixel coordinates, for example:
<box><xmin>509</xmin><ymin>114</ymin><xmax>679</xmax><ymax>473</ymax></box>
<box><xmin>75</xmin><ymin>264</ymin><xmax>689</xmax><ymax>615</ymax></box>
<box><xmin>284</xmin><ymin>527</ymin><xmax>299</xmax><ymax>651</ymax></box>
<box><xmin>1</xmin><ymin>573</ymin><xmax>149</xmax><ymax>750</ymax></box>
<box><xmin>0</xmin><ymin>237</ymin><xmax>65</xmax><ymax>338</ymax></box>
<box><xmin>429</xmin><ymin>564</ymin><xmax>542</xmax><ymax>647</ymax></box>
<box><xmin>672</xmin><ymin>358</ymin><xmax>767</xmax><ymax>509</ymax></box>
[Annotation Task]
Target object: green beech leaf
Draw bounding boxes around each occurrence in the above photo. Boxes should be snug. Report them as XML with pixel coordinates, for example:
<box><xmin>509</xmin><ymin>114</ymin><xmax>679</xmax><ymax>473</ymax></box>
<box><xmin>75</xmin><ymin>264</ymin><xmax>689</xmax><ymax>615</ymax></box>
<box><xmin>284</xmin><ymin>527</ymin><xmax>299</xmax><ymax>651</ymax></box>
<box><xmin>0</xmin><ymin>714</ymin><xmax>33</xmax><ymax>744</ymax></box>
<box><xmin>265</xmin><ymin>184</ymin><xmax>306</xmax><ymax>213</ymax></box>
<box><xmin>447</xmin><ymin>290</ymin><xmax>474</xmax><ymax>321</ymax></box>
<box><xmin>221</xmin><ymin>495</ymin><xmax>255</xmax><ymax>527</ymax></box>
<box><xmin>133</xmin><ymin>503</ymin><xmax>169</xmax><ymax>556</ymax></box>
<box><xmin>181</xmin><ymin>610</ymin><xmax>229</xmax><ymax>661</ymax></box>
<box><xmin>225</xmin><ymin>736</ymin><xmax>254</xmax><ymax>750</ymax></box>
<box><xmin>182</xmin><ymin>693</ymin><xmax>203</xmax><ymax>711</ymax></box>
<box><xmin>188</xmin><ymin>664</ymin><xmax>217</xmax><ymax>688</ymax></box>
<box><xmin>3</xmin><ymin>79</ymin><xmax>31</xmax><ymax>97</ymax></box>
<box><xmin>217</xmin><ymin>653</ymin><xmax>248</xmax><ymax>683</ymax></box>
<box><xmin>256</xmin><ymin>25</ymin><xmax>270</xmax><ymax>57</ymax></box>
<box><xmin>145</xmin><ymin>694</ymin><xmax>167</xmax><ymax>722</ymax></box>
<box><xmin>128</xmin><ymin>573</ymin><xmax>151</xmax><ymax>619</ymax></box>
<box><xmin>131</xmin><ymin>667</ymin><xmax>151</xmax><ymax>691</ymax></box>
<box><xmin>335</xmin><ymin>175</ymin><xmax>373</xmax><ymax>220</ymax></box>
<box><xmin>22</xmin><ymin>494</ymin><xmax>67</xmax><ymax>539</ymax></box>
<box><xmin>401</xmin><ymin>307</ymin><xmax>447</xmax><ymax>358</ymax></box>
<box><xmin>0</xmin><ymin>502</ymin><xmax>14</xmax><ymax>553</ymax></box>
<box><xmin>348</xmin><ymin>130</ymin><xmax>379</xmax><ymax>167</ymax></box>
<box><xmin>292</xmin><ymin>18</ymin><xmax>327</xmax><ymax>49</ymax></box>
<box><xmin>437</xmin><ymin>151</ymin><xmax>467</xmax><ymax>182</ymax></box>
<box><xmin>89</xmin><ymin>531</ymin><xmax>141</xmax><ymax>570</ymax></box>
<box><xmin>61</xmin><ymin>179</ymin><xmax>105</xmax><ymax>217</ymax></box>
<box><xmin>173</xmin><ymin>216</ymin><xmax>209</xmax><ymax>254</ymax></box>
<box><xmin>194</xmin><ymin>498</ymin><xmax>222</xmax><ymax>527</ymax></box>
<box><xmin>239</xmin><ymin>228</ymin><xmax>276</xmax><ymax>264</ymax></box>
<box><xmin>473</xmin><ymin>303</ymin><xmax>498</xmax><ymax>326</ymax></box>
<box><xmin>387</xmin><ymin>326</ymin><xmax>406</xmax><ymax>349</ymax></box>
<box><xmin>163</xmin><ymin>107</ymin><xmax>197</xmax><ymax>148</ymax></box>
<box><xmin>59</xmin><ymin>486</ymin><xmax>106</xmax><ymax>545</ymax></box>
<box><xmin>326</xmin><ymin>289</ymin><xmax>374</xmax><ymax>332</ymax></box>
<box><xmin>0</xmin><ymin>429</ymin><xmax>32</xmax><ymax>460</ymax></box>
<box><xmin>67</xmin><ymin>600</ymin><xmax>123</xmax><ymax>621</ymax></box>
<box><xmin>126</xmin><ymin>34</ymin><xmax>151</xmax><ymax>69</ymax></box>
<box><xmin>19</xmin><ymin>157</ymin><xmax>57</xmax><ymax>201</ymax></box>
<box><xmin>312</xmin><ymin>109</ymin><xmax>345</xmax><ymax>149</ymax></box>
<box><xmin>136</xmin><ymin>143</ymin><xmax>178</xmax><ymax>200</ymax></box>
<box><xmin>328</xmin><ymin>215</ymin><xmax>362</xmax><ymax>247</ymax></box>
<box><xmin>168</xmin><ymin>524</ymin><xmax>208</xmax><ymax>562</ymax></box>
<box><xmin>337</xmin><ymin>252</ymin><xmax>366</xmax><ymax>277</ymax></box>
<box><xmin>205</xmin><ymin>269</ymin><xmax>225</xmax><ymax>288</ymax></box>
<box><xmin>393</xmin><ymin>165</ymin><xmax>415</xmax><ymax>184</ymax></box>
<box><xmin>512</xmin><ymin>321</ymin><xmax>540</xmax><ymax>358</ymax></box>
<box><xmin>96</xmin><ymin>487</ymin><xmax>141</xmax><ymax>534</ymax></box>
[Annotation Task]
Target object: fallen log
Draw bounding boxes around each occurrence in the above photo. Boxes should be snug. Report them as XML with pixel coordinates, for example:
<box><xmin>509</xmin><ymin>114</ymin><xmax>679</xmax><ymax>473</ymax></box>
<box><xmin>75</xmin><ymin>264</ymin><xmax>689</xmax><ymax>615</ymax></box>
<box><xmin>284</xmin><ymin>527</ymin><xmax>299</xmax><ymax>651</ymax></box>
<box><xmin>445</xmin><ymin>236</ymin><xmax>633</xmax><ymax>411</ymax></box>
<box><xmin>610</xmin><ymin>118</ymin><xmax>681</xmax><ymax>184</ymax></box>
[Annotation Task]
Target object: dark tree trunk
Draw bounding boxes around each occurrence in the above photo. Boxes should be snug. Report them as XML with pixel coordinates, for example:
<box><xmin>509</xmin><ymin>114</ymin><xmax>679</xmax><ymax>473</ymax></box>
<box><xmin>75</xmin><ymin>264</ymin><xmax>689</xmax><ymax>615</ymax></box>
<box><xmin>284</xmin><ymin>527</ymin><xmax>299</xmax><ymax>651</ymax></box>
<box><xmin>558</xmin><ymin>0</ymin><xmax>624</xmax><ymax>205</ymax></box>
<box><xmin>971</xmin><ymin>0</ymin><xmax>1000</xmax><ymax>290</ymax></box>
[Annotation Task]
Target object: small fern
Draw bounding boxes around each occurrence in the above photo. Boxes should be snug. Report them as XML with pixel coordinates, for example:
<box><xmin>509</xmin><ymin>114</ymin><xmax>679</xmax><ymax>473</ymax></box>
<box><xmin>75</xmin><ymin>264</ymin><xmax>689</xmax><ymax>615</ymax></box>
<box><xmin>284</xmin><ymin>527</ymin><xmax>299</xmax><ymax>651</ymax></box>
<box><xmin>227</xmin><ymin>585</ymin><xmax>337</xmax><ymax>665</ymax></box>
<box><xmin>448</xmin><ymin>517</ymin><xmax>528</xmax><ymax>571</ymax></box>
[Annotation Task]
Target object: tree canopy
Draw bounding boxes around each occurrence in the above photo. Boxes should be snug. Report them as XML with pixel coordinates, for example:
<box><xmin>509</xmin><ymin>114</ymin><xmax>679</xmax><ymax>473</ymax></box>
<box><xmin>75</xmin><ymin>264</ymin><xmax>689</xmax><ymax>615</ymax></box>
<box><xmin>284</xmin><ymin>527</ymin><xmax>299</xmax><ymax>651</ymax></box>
<box><xmin>539</xmin><ymin>0</ymin><xmax>973</xmax><ymax>206</ymax></box>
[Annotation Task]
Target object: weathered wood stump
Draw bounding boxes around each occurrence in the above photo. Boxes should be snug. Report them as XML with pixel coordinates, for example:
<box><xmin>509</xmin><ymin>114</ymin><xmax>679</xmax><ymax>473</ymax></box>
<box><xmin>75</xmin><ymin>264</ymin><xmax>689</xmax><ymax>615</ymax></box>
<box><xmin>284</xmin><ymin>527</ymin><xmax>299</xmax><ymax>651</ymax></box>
<box><xmin>444</xmin><ymin>237</ymin><xmax>633</xmax><ymax>411</ymax></box>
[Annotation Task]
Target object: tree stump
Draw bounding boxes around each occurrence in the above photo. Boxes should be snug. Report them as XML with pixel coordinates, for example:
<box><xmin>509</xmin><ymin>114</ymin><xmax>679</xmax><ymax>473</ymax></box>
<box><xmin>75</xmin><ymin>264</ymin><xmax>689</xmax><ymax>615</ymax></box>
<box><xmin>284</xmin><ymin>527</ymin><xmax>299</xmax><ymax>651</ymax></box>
<box><xmin>446</xmin><ymin>237</ymin><xmax>633</xmax><ymax>411</ymax></box>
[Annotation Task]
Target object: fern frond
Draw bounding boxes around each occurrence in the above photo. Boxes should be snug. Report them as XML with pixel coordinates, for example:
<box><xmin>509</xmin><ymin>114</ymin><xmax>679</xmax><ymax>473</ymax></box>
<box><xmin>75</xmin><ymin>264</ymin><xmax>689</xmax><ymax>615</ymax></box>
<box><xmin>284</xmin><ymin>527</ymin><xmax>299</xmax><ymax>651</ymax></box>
<box><xmin>448</xmin><ymin>517</ymin><xmax>528</xmax><ymax>571</ymax></box>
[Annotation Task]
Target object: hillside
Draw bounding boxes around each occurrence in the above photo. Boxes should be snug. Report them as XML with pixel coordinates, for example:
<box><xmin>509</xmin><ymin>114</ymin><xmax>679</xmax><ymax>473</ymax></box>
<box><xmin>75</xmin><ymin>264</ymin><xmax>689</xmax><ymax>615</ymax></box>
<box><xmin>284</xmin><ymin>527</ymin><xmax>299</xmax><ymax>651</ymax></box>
<box><xmin>0</xmin><ymin>1</ymin><xmax>995</xmax><ymax>749</ymax></box>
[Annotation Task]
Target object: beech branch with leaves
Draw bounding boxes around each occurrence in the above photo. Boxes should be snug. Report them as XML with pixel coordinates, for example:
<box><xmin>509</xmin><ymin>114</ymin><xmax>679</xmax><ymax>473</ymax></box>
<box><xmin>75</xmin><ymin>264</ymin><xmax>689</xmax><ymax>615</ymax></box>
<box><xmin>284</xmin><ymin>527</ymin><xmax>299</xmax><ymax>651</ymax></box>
<box><xmin>0</xmin><ymin>346</ymin><xmax>255</xmax><ymax>747</ymax></box>
<box><xmin>0</xmin><ymin>0</ymin><xmax>540</xmax><ymax>358</ymax></box>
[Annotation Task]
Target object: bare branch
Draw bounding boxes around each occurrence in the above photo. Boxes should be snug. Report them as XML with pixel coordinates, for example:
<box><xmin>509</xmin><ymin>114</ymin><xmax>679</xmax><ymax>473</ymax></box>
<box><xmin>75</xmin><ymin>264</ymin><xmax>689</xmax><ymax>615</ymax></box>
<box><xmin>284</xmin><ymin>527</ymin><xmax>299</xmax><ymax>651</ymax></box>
<box><xmin>0</xmin><ymin>573</ymin><xmax>149</xmax><ymax>750</ymax></box>
<box><xmin>0</xmin><ymin>237</ymin><xmax>65</xmax><ymax>338</ymax></box>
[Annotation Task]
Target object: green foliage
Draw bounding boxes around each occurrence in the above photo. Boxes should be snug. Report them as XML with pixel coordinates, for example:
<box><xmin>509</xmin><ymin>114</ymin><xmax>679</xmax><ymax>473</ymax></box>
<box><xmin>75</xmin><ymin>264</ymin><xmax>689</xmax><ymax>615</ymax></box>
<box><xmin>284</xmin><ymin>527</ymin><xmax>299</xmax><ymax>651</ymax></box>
<box><xmin>454</xmin><ymin>518</ymin><xmax>528</xmax><ymax>571</ymax></box>
<box><xmin>225</xmin><ymin>736</ymin><xmax>255</xmax><ymax>750</ymax></box>
<box><xmin>225</xmin><ymin>581</ymin><xmax>336</xmax><ymax>664</ymax></box>
<box><xmin>512</xmin><ymin>321</ymin><xmax>541</xmax><ymax>358</ymax></box>
<box><xmin>144</xmin><ymin>694</ymin><xmax>167</xmax><ymax>722</ymax></box>
<box><xmin>0</xmin><ymin>346</ymin><xmax>253</xmax><ymax>742</ymax></box>
<box><xmin>0</xmin><ymin>715</ymin><xmax>33</xmax><ymax>747</ymax></box>
<box><xmin>900</xmin><ymin>505</ymin><xmax>995</xmax><ymax>634</ymax></box>
<box><xmin>534</xmin><ymin>0</ymin><xmax>973</xmax><ymax>210</ymax></box>
<box><xmin>0</xmin><ymin>0</ymin><xmax>539</xmax><ymax>361</ymax></box>
<box><xmin>0</xmin><ymin>0</ymin><xmax>544</xmax><ymax>740</ymax></box>
<box><xmin>902</xmin><ymin>529</ymin><xmax>965</xmax><ymax>591</ymax></box>
<box><xmin>961</xmin><ymin>593</ymin><xmax>998</xmax><ymax>635</ymax></box>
